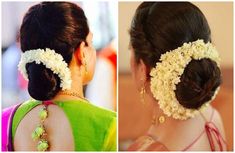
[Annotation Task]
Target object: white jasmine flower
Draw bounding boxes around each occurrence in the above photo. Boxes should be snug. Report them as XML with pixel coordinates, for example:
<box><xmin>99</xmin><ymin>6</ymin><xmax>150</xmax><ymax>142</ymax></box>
<box><xmin>150</xmin><ymin>39</ymin><xmax>220</xmax><ymax>120</ymax></box>
<box><xmin>18</xmin><ymin>48</ymin><xmax>72</xmax><ymax>91</ymax></box>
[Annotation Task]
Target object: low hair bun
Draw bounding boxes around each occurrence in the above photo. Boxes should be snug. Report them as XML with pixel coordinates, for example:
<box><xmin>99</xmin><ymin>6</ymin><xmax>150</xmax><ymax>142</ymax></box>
<box><xmin>175</xmin><ymin>59</ymin><xmax>221</xmax><ymax>109</ymax></box>
<box><xmin>26</xmin><ymin>62</ymin><xmax>60</xmax><ymax>100</ymax></box>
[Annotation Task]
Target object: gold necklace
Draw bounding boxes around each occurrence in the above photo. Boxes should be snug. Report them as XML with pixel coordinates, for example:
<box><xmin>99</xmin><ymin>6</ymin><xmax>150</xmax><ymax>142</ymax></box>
<box><xmin>59</xmin><ymin>91</ymin><xmax>89</xmax><ymax>102</ymax></box>
<box><xmin>60</xmin><ymin>91</ymin><xmax>83</xmax><ymax>98</ymax></box>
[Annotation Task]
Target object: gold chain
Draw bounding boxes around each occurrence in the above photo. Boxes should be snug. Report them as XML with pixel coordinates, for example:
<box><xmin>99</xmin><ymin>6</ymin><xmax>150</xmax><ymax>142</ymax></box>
<box><xmin>59</xmin><ymin>91</ymin><xmax>89</xmax><ymax>102</ymax></box>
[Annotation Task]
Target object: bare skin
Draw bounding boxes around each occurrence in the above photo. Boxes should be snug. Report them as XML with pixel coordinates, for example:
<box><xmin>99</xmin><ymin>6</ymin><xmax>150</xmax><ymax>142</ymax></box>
<box><xmin>14</xmin><ymin>104</ymin><xmax>74</xmax><ymax>151</ymax></box>
<box><xmin>14</xmin><ymin>32</ymin><xmax>96</xmax><ymax>151</ymax></box>
<box><xmin>148</xmin><ymin>102</ymin><xmax>226</xmax><ymax>151</ymax></box>
<box><xmin>128</xmin><ymin>88</ymin><xmax>226</xmax><ymax>151</ymax></box>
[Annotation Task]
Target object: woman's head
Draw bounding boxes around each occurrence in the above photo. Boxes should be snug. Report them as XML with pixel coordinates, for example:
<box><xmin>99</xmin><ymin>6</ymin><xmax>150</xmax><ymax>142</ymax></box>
<box><xmin>20</xmin><ymin>2</ymin><xmax>96</xmax><ymax>100</ymax></box>
<box><xmin>129</xmin><ymin>2</ymin><xmax>221</xmax><ymax>109</ymax></box>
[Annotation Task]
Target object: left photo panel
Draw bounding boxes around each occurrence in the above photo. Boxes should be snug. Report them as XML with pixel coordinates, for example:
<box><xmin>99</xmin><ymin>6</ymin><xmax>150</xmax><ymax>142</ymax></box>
<box><xmin>2</xmin><ymin>1</ymin><xmax>117</xmax><ymax>151</ymax></box>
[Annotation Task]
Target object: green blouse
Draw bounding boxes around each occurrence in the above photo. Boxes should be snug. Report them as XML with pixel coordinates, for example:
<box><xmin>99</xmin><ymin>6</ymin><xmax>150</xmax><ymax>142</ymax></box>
<box><xmin>11</xmin><ymin>99</ymin><xmax>116</xmax><ymax>151</ymax></box>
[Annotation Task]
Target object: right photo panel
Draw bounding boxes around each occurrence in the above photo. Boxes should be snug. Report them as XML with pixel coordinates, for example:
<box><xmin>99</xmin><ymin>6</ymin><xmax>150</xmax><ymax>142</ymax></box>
<box><xmin>118</xmin><ymin>1</ymin><xmax>233</xmax><ymax>151</ymax></box>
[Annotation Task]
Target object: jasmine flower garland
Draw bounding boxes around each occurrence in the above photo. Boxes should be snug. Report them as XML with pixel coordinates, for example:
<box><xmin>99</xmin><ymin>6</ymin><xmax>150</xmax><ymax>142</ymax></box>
<box><xmin>150</xmin><ymin>39</ymin><xmax>220</xmax><ymax>120</ymax></box>
<box><xmin>18</xmin><ymin>48</ymin><xmax>72</xmax><ymax>90</ymax></box>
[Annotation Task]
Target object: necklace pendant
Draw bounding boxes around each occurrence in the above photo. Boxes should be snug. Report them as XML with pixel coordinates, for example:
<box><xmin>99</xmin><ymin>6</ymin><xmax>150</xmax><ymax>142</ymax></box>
<box><xmin>158</xmin><ymin>116</ymin><xmax>165</xmax><ymax>124</ymax></box>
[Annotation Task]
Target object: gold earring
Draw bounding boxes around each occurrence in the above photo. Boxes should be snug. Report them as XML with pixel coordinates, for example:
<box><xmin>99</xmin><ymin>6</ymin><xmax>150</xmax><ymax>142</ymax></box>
<box><xmin>152</xmin><ymin>114</ymin><xmax>166</xmax><ymax>125</ymax></box>
<box><xmin>140</xmin><ymin>79</ymin><xmax>146</xmax><ymax>104</ymax></box>
<box><xmin>83</xmin><ymin>52</ymin><xmax>88</xmax><ymax>75</ymax></box>
<box><xmin>84</xmin><ymin>60</ymin><xmax>88</xmax><ymax>75</ymax></box>
<box><xmin>152</xmin><ymin>107</ymin><xmax>166</xmax><ymax>125</ymax></box>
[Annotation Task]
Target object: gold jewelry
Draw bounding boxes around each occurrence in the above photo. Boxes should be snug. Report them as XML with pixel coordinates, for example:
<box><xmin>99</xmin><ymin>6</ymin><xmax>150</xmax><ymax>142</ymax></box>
<box><xmin>158</xmin><ymin>116</ymin><xmax>165</xmax><ymax>124</ymax></box>
<box><xmin>152</xmin><ymin>106</ymin><xmax>166</xmax><ymax>125</ymax></box>
<box><xmin>140</xmin><ymin>86</ymin><xmax>146</xmax><ymax>104</ymax></box>
<box><xmin>140</xmin><ymin>78</ymin><xmax>146</xmax><ymax>104</ymax></box>
<box><xmin>59</xmin><ymin>91</ymin><xmax>89</xmax><ymax>102</ymax></box>
<box><xmin>83</xmin><ymin>52</ymin><xmax>88</xmax><ymax>74</ymax></box>
<box><xmin>152</xmin><ymin>114</ymin><xmax>166</xmax><ymax>125</ymax></box>
<box><xmin>84</xmin><ymin>60</ymin><xmax>88</xmax><ymax>74</ymax></box>
<box><xmin>60</xmin><ymin>91</ymin><xmax>83</xmax><ymax>99</ymax></box>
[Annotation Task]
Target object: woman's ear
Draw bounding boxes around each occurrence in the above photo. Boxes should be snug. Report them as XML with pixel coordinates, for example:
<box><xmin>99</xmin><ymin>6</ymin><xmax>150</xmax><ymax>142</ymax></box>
<box><xmin>74</xmin><ymin>41</ymin><xmax>86</xmax><ymax>65</ymax></box>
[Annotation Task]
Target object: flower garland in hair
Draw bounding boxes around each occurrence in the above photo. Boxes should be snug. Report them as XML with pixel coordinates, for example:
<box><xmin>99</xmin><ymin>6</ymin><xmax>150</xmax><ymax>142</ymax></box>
<box><xmin>18</xmin><ymin>48</ymin><xmax>72</xmax><ymax>90</ymax></box>
<box><xmin>150</xmin><ymin>39</ymin><xmax>220</xmax><ymax>120</ymax></box>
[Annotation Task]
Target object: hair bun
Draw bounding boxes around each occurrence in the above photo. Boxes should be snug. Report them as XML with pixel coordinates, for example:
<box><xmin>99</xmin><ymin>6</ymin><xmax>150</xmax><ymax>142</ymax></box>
<box><xmin>175</xmin><ymin>58</ymin><xmax>221</xmax><ymax>109</ymax></box>
<box><xmin>26</xmin><ymin>62</ymin><xmax>60</xmax><ymax>100</ymax></box>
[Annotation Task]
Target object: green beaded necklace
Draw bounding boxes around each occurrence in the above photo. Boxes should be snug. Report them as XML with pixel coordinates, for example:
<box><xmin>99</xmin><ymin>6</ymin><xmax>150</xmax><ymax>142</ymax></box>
<box><xmin>31</xmin><ymin>105</ymin><xmax>49</xmax><ymax>151</ymax></box>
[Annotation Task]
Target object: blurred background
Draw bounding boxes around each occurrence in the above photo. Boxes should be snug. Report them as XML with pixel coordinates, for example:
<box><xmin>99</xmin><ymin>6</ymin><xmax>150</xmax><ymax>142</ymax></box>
<box><xmin>118</xmin><ymin>2</ymin><xmax>233</xmax><ymax>151</ymax></box>
<box><xmin>2</xmin><ymin>1</ymin><xmax>117</xmax><ymax>111</ymax></box>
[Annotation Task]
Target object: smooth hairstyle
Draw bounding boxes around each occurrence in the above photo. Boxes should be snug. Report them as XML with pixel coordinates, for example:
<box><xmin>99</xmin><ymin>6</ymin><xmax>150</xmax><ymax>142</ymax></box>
<box><xmin>130</xmin><ymin>2</ymin><xmax>221</xmax><ymax>109</ymax></box>
<box><xmin>20</xmin><ymin>2</ymin><xmax>89</xmax><ymax>100</ymax></box>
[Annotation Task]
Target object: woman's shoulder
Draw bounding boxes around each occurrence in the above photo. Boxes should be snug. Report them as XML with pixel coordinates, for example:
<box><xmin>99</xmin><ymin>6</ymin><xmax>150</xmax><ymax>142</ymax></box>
<box><xmin>5</xmin><ymin>98</ymin><xmax>117</xmax><ymax>128</ymax></box>
<box><xmin>54</xmin><ymin>99</ymin><xmax>116</xmax><ymax>151</ymax></box>
<box><xmin>202</xmin><ymin>106</ymin><xmax>225</xmax><ymax>135</ymax></box>
<box><xmin>55</xmin><ymin>98</ymin><xmax>116</xmax><ymax>115</ymax></box>
<box><xmin>210</xmin><ymin>107</ymin><xmax>226</xmax><ymax>139</ymax></box>
<box><xmin>2</xmin><ymin>99</ymin><xmax>40</xmax><ymax>115</ymax></box>
<box><xmin>4</xmin><ymin>98</ymin><xmax>116</xmax><ymax>123</ymax></box>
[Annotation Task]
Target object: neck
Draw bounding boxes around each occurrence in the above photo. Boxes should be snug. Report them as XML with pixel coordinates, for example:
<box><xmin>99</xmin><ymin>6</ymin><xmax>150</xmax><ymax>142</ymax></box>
<box><xmin>52</xmin><ymin>65</ymin><xmax>84</xmax><ymax>101</ymax></box>
<box><xmin>144</xmin><ymin>93</ymin><xmax>164</xmax><ymax>121</ymax></box>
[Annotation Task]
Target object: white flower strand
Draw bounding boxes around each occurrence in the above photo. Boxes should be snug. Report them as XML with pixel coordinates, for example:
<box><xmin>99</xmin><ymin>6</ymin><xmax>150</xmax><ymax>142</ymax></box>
<box><xmin>150</xmin><ymin>39</ymin><xmax>220</xmax><ymax>120</ymax></box>
<box><xmin>18</xmin><ymin>48</ymin><xmax>72</xmax><ymax>90</ymax></box>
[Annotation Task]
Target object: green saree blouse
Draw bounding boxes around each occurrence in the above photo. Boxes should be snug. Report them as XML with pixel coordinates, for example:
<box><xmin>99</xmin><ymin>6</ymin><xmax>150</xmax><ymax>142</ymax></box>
<box><xmin>11</xmin><ymin>99</ymin><xmax>116</xmax><ymax>151</ymax></box>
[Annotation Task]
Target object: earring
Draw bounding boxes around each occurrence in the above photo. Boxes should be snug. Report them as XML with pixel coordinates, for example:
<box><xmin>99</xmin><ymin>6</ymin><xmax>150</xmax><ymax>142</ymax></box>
<box><xmin>84</xmin><ymin>60</ymin><xmax>88</xmax><ymax>75</ymax></box>
<box><xmin>83</xmin><ymin>52</ymin><xmax>88</xmax><ymax>75</ymax></box>
<box><xmin>140</xmin><ymin>79</ymin><xmax>146</xmax><ymax>104</ymax></box>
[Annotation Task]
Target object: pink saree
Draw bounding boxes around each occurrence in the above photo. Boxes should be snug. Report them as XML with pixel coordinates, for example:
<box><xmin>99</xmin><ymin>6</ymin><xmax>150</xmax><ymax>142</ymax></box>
<box><xmin>2</xmin><ymin>104</ymin><xmax>21</xmax><ymax>151</ymax></box>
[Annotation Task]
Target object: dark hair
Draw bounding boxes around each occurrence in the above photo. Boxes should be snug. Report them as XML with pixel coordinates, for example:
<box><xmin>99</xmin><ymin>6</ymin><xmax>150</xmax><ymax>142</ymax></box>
<box><xmin>130</xmin><ymin>2</ymin><xmax>221</xmax><ymax>109</ymax></box>
<box><xmin>20</xmin><ymin>2</ymin><xmax>89</xmax><ymax>100</ymax></box>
